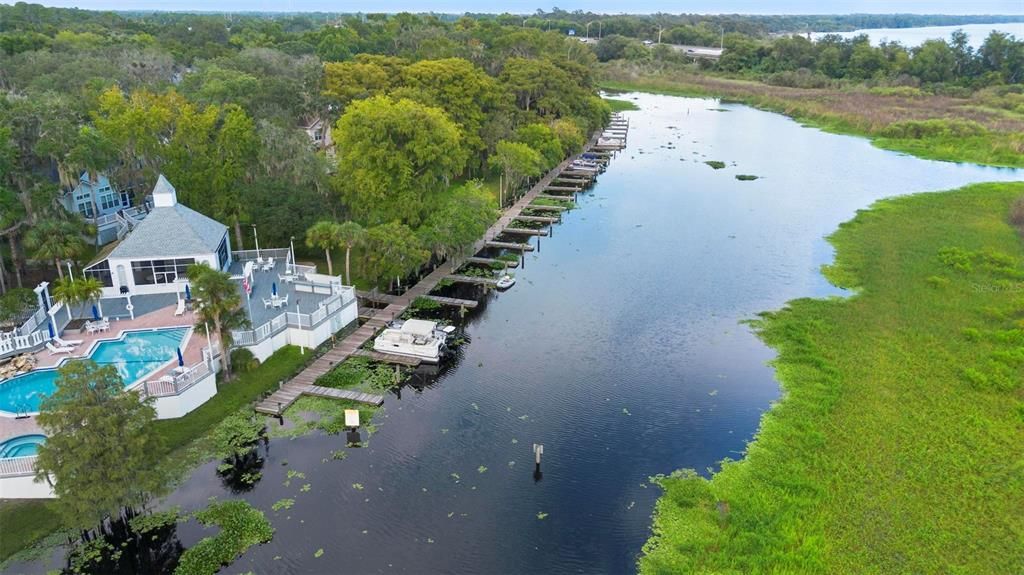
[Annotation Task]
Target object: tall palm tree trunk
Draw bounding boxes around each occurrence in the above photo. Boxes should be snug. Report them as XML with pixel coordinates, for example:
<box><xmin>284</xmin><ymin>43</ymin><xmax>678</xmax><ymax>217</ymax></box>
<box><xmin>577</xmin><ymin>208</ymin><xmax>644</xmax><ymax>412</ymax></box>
<box><xmin>324</xmin><ymin>248</ymin><xmax>333</xmax><ymax>276</ymax></box>
<box><xmin>344</xmin><ymin>247</ymin><xmax>352</xmax><ymax>286</ymax></box>
<box><xmin>8</xmin><ymin>235</ymin><xmax>22</xmax><ymax>288</ymax></box>
<box><xmin>234</xmin><ymin>220</ymin><xmax>244</xmax><ymax>255</ymax></box>
<box><xmin>55</xmin><ymin>258</ymin><xmax>65</xmax><ymax>280</ymax></box>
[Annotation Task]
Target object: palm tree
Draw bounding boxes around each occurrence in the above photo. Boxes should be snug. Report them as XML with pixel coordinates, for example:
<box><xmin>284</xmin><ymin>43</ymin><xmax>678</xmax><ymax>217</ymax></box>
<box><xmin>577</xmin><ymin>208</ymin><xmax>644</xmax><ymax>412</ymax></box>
<box><xmin>24</xmin><ymin>218</ymin><xmax>90</xmax><ymax>279</ymax></box>
<box><xmin>51</xmin><ymin>277</ymin><xmax>103</xmax><ymax>320</ymax></box>
<box><xmin>336</xmin><ymin>221</ymin><xmax>365</xmax><ymax>285</ymax></box>
<box><xmin>187</xmin><ymin>263</ymin><xmax>249</xmax><ymax>380</ymax></box>
<box><xmin>305</xmin><ymin>221</ymin><xmax>343</xmax><ymax>277</ymax></box>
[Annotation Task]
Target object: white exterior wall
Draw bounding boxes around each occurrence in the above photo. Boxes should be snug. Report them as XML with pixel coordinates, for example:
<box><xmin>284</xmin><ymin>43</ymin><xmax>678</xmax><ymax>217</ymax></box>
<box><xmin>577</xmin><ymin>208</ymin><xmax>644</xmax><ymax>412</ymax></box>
<box><xmin>247</xmin><ymin>330</ymin><xmax>290</xmax><ymax>363</ymax></box>
<box><xmin>239</xmin><ymin>298</ymin><xmax>358</xmax><ymax>361</ymax></box>
<box><xmin>102</xmin><ymin>252</ymin><xmax>217</xmax><ymax>299</ymax></box>
<box><xmin>0</xmin><ymin>472</ymin><xmax>55</xmax><ymax>499</ymax></box>
<box><xmin>151</xmin><ymin>370</ymin><xmax>218</xmax><ymax>420</ymax></box>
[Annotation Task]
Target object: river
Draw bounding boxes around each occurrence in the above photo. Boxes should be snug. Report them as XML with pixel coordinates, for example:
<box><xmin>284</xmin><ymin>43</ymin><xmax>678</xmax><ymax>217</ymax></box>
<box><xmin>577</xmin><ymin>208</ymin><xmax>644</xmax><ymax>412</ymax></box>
<box><xmin>810</xmin><ymin>22</ymin><xmax>1024</xmax><ymax>48</ymax></box>
<box><xmin>13</xmin><ymin>92</ymin><xmax>1023</xmax><ymax>574</ymax></box>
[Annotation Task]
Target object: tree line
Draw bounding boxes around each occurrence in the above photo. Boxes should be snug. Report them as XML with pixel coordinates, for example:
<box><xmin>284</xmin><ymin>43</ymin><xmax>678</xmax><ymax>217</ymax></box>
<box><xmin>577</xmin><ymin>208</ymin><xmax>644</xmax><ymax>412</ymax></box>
<box><xmin>0</xmin><ymin>4</ymin><xmax>609</xmax><ymax>302</ymax></box>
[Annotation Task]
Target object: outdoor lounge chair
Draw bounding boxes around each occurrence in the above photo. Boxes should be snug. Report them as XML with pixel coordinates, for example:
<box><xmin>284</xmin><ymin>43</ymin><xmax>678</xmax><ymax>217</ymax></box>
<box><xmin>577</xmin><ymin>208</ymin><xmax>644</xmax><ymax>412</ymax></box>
<box><xmin>53</xmin><ymin>336</ymin><xmax>82</xmax><ymax>347</ymax></box>
<box><xmin>174</xmin><ymin>299</ymin><xmax>186</xmax><ymax>316</ymax></box>
<box><xmin>46</xmin><ymin>342</ymin><xmax>75</xmax><ymax>355</ymax></box>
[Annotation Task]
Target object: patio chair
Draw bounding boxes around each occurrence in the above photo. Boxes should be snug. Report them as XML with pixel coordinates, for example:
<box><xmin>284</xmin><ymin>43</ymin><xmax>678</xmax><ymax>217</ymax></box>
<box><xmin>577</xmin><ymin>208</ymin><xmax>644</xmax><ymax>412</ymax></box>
<box><xmin>280</xmin><ymin>294</ymin><xmax>289</xmax><ymax>307</ymax></box>
<box><xmin>261</xmin><ymin>257</ymin><xmax>275</xmax><ymax>271</ymax></box>
<box><xmin>46</xmin><ymin>342</ymin><xmax>75</xmax><ymax>355</ymax></box>
<box><xmin>98</xmin><ymin>318</ymin><xmax>110</xmax><ymax>332</ymax></box>
<box><xmin>263</xmin><ymin>298</ymin><xmax>273</xmax><ymax>309</ymax></box>
<box><xmin>53</xmin><ymin>336</ymin><xmax>82</xmax><ymax>347</ymax></box>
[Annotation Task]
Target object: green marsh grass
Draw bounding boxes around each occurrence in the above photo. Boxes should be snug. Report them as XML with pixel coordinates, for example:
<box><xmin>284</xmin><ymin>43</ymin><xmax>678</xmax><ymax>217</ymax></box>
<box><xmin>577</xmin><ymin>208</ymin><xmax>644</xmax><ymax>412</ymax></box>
<box><xmin>641</xmin><ymin>183</ymin><xmax>1024</xmax><ymax>574</ymax></box>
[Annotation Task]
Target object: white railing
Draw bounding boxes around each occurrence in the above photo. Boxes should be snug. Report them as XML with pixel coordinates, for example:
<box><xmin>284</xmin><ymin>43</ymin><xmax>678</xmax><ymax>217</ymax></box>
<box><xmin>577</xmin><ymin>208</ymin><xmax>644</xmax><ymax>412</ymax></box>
<box><xmin>140</xmin><ymin>361</ymin><xmax>212</xmax><ymax>398</ymax></box>
<box><xmin>232</xmin><ymin>248</ymin><xmax>291</xmax><ymax>263</ymax></box>
<box><xmin>0</xmin><ymin>331</ymin><xmax>48</xmax><ymax>357</ymax></box>
<box><xmin>230</xmin><ymin>287</ymin><xmax>356</xmax><ymax>346</ymax></box>
<box><xmin>17</xmin><ymin>307</ymin><xmax>47</xmax><ymax>336</ymax></box>
<box><xmin>0</xmin><ymin>456</ymin><xmax>37</xmax><ymax>478</ymax></box>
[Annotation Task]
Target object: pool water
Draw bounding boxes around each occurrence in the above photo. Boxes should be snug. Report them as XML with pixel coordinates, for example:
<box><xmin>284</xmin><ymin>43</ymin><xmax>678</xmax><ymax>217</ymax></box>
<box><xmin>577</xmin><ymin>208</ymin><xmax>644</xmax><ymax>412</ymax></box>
<box><xmin>0</xmin><ymin>327</ymin><xmax>189</xmax><ymax>414</ymax></box>
<box><xmin>0</xmin><ymin>434</ymin><xmax>46</xmax><ymax>458</ymax></box>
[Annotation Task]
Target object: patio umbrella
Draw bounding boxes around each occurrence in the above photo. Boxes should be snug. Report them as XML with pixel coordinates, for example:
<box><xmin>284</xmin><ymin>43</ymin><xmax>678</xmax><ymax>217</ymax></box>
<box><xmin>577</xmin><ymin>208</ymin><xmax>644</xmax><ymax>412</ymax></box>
<box><xmin>176</xmin><ymin>347</ymin><xmax>185</xmax><ymax>367</ymax></box>
<box><xmin>91</xmin><ymin>305</ymin><xmax>100</xmax><ymax>320</ymax></box>
<box><xmin>185</xmin><ymin>284</ymin><xmax>192</xmax><ymax>301</ymax></box>
<box><xmin>47</xmin><ymin>321</ymin><xmax>55</xmax><ymax>338</ymax></box>
<box><xmin>272</xmin><ymin>282</ymin><xmax>277</xmax><ymax>297</ymax></box>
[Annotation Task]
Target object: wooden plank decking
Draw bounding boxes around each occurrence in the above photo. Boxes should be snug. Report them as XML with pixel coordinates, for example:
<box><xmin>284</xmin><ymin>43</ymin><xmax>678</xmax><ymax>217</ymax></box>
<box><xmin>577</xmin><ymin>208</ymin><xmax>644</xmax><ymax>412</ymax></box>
<box><xmin>306</xmin><ymin>385</ymin><xmax>385</xmax><ymax>406</ymax></box>
<box><xmin>465</xmin><ymin>256</ymin><xmax>519</xmax><ymax>268</ymax></box>
<box><xmin>484</xmin><ymin>240</ymin><xmax>535</xmax><ymax>251</ymax></box>
<box><xmin>351</xmin><ymin>348</ymin><xmax>423</xmax><ymax>366</ymax></box>
<box><xmin>502</xmin><ymin>227</ymin><xmax>548</xmax><ymax>236</ymax></box>
<box><xmin>446</xmin><ymin>274</ymin><xmax>498</xmax><ymax>286</ymax></box>
<box><xmin>514</xmin><ymin>215</ymin><xmax>559</xmax><ymax>223</ymax></box>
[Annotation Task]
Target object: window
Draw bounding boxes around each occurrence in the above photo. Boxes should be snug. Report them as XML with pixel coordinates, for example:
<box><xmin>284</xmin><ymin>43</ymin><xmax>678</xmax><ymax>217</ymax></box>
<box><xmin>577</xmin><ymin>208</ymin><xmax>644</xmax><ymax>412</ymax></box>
<box><xmin>83</xmin><ymin>260</ymin><xmax>113</xmax><ymax>287</ymax></box>
<box><xmin>217</xmin><ymin>236</ymin><xmax>229</xmax><ymax>270</ymax></box>
<box><xmin>100</xmin><ymin>193</ymin><xmax>119</xmax><ymax>211</ymax></box>
<box><xmin>77</xmin><ymin>202</ymin><xmax>94</xmax><ymax>218</ymax></box>
<box><xmin>131</xmin><ymin>258</ymin><xmax>196</xmax><ymax>285</ymax></box>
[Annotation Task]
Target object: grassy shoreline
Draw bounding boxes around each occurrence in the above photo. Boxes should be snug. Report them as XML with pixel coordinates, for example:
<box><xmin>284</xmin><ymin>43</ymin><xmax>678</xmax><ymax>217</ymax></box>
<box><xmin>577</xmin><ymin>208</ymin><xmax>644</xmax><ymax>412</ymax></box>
<box><xmin>640</xmin><ymin>182</ymin><xmax>1024</xmax><ymax>573</ymax></box>
<box><xmin>599</xmin><ymin>71</ymin><xmax>1024</xmax><ymax>168</ymax></box>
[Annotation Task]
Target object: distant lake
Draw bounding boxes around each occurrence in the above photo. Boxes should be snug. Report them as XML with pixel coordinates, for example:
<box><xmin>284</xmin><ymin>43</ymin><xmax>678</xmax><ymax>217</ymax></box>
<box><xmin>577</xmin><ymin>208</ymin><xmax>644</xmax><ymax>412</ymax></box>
<box><xmin>811</xmin><ymin>22</ymin><xmax>1024</xmax><ymax>48</ymax></box>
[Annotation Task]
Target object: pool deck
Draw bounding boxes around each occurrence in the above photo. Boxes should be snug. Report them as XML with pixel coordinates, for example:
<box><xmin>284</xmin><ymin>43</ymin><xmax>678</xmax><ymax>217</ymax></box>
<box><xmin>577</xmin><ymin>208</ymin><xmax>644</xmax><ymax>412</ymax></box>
<box><xmin>1</xmin><ymin>302</ymin><xmax>211</xmax><ymax>442</ymax></box>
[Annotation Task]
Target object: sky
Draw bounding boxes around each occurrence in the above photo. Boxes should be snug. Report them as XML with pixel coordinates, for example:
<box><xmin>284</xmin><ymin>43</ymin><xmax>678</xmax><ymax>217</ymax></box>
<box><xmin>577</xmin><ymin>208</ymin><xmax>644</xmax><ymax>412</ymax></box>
<box><xmin>13</xmin><ymin>0</ymin><xmax>1024</xmax><ymax>15</ymax></box>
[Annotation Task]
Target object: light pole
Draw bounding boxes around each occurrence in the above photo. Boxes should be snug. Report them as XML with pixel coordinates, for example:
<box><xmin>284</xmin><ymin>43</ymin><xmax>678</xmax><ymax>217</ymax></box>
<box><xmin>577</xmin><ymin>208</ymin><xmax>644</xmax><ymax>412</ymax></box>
<box><xmin>252</xmin><ymin>224</ymin><xmax>261</xmax><ymax>261</ymax></box>
<box><xmin>586</xmin><ymin>20</ymin><xmax>595</xmax><ymax>39</ymax></box>
<box><xmin>289</xmin><ymin>236</ymin><xmax>296</xmax><ymax>275</ymax></box>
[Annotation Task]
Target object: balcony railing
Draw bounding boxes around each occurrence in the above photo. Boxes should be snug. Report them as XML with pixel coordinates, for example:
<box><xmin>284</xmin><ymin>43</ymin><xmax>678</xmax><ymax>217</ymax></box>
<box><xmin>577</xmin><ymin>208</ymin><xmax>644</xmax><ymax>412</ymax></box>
<box><xmin>0</xmin><ymin>456</ymin><xmax>37</xmax><ymax>478</ymax></box>
<box><xmin>230</xmin><ymin>286</ymin><xmax>356</xmax><ymax>347</ymax></box>
<box><xmin>140</xmin><ymin>361</ymin><xmax>212</xmax><ymax>399</ymax></box>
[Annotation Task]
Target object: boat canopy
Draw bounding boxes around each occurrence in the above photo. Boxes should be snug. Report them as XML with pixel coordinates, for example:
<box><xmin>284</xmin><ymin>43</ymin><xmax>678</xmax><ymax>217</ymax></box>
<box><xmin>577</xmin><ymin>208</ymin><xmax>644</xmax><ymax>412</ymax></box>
<box><xmin>401</xmin><ymin>319</ymin><xmax>437</xmax><ymax>338</ymax></box>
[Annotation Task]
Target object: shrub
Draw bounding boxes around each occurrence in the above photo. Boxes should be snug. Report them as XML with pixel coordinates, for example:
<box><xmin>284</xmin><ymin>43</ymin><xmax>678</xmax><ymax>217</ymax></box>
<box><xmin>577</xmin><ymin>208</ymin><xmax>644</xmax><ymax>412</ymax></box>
<box><xmin>229</xmin><ymin>348</ymin><xmax>259</xmax><ymax>373</ymax></box>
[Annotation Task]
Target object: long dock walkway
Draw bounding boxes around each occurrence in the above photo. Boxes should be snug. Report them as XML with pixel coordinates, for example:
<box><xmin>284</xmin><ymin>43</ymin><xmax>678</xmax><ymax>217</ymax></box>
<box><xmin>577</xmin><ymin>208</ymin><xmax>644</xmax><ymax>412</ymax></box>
<box><xmin>255</xmin><ymin>126</ymin><xmax>617</xmax><ymax>416</ymax></box>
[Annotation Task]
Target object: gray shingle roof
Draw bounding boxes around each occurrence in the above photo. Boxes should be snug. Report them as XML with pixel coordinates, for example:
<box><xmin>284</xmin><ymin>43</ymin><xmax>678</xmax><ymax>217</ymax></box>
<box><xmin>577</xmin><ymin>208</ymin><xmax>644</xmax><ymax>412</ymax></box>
<box><xmin>109</xmin><ymin>203</ymin><xmax>227</xmax><ymax>259</ymax></box>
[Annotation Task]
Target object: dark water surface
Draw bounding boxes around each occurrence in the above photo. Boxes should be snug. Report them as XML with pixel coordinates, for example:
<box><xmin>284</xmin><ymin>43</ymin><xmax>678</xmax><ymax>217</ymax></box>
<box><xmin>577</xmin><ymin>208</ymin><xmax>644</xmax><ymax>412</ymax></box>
<box><xmin>13</xmin><ymin>93</ymin><xmax>1022</xmax><ymax>575</ymax></box>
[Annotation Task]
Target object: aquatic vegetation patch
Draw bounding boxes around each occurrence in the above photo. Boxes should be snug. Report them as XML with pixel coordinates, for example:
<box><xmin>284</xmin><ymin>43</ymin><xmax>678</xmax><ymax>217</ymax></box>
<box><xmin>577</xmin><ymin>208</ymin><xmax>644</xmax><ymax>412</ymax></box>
<box><xmin>640</xmin><ymin>183</ymin><xmax>1024</xmax><ymax>574</ymax></box>
<box><xmin>175</xmin><ymin>500</ymin><xmax>274</xmax><ymax>575</ymax></box>
<box><xmin>735</xmin><ymin>174</ymin><xmax>759</xmax><ymax>181</ymax></box>
<box><xmin>604</xmin><ymin>98</ymin><xmax>639</xmax><ymax>112</ymax></box>
<box><xmin>704</xmin><ymin>161</ymin><xmax>726</xmax><ymax>169</ymax></box>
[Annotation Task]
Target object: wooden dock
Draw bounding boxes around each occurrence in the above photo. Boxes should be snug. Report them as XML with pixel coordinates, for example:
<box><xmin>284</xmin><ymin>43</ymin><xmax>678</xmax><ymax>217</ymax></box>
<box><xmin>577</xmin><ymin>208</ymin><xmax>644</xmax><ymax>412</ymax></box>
<box><xmin>466</xmin><ymin>256</ymin><xmax>519</xmax><ymax>268</ymax></box>
<box><xmin>255</xmin><ymin>126</ymin><xmax>620</xmax><ymax>417</ymax></box>
<box><xmin>351</xmin><ymin>348</ymin><xmax>423</xmax><ymax>367</ymax></box>
<box><xmin>525</xmin><ymin>204</ymin><xmax>568</xmax><ymax>212</ymax></box>
<box><xmin>546</xmin><ymin>185</ymin><xmax>580</xmax><ymax>192</ymax></box>
<box><xmin>446</xmin><ymin>274</ymin><xmax>498</xmax><ymax>286</ymax></box>
<box><xmin>514</xmin><ymin>215</ymin><xmax>559</xmax><ymax>223</ymax></box>
<box><xmin>537</xmin><ymin>194</ymin><xmax>575</xmax><ymax>202</ymax></box>
<box><xmin>561</xmin><ymin>169</ymin><xmax>595</xmax><ymax>178</ymax></box>
<box><xmin>502</xmin><ymin>227</ymin><xmax>548</xmax><ymax>236</ymax></box>
<box><xmin>306</xmin><ymin>385</ymin><xmax>385</xmax><ymax>406</ymax></box>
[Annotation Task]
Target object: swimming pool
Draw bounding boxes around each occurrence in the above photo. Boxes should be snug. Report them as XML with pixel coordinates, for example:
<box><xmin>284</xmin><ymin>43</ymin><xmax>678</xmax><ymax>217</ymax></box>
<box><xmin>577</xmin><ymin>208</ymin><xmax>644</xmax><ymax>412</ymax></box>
<box><xmin>0</xmin><ymin>434</ymin><xmax>45</xmax><ymax>458</ymax></box>
<box><xmin>0</xmin><ymin>327</ymin><xmax>190</xmax><ymax>414</ymax></box>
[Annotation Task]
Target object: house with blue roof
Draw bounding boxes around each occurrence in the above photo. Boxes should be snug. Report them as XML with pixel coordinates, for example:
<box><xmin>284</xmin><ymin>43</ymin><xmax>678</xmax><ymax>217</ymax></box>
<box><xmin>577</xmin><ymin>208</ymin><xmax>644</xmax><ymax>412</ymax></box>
<box><xmin>60</xmin><ymin>172</ymin><xmax>147</xmax><ymax>245</ymax></box>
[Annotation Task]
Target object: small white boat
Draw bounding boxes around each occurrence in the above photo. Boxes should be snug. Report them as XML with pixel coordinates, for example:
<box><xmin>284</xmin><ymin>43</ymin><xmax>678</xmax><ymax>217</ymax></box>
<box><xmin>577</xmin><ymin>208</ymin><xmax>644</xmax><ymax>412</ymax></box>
<box><xmin>495</xmin><ymin>275</ymin><xmax>516</xmax><ymax>290</ymax></box>
<box><xmin>373</xmin><ymin>319</ymin><xmax>451</xmax><ymax>363</ymax></box>
<box><xmin>597</xmin><ymin>137</ymin><xmax>625</xmax><ymax>148</ymax></box>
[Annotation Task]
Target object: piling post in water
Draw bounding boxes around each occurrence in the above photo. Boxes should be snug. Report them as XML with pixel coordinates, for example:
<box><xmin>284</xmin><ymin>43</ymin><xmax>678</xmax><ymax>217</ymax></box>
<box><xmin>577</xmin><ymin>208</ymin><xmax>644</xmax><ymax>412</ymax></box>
<box><xmin>533</xmin><ymin>443</ymin><xmax>544</xmax><ymax>482</ymax></box>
